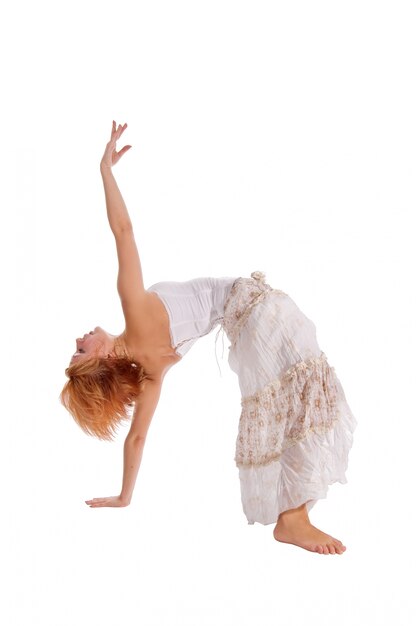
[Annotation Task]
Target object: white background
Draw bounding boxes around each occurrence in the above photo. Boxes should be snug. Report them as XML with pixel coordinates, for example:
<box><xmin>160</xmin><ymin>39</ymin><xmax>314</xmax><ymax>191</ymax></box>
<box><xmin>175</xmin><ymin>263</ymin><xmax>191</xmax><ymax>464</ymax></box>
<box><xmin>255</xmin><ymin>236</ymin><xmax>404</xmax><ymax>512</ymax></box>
<box><xmin>1</xmin><ymin>1</ymin><xmax>415</xmax><ymax>624</ymax></box>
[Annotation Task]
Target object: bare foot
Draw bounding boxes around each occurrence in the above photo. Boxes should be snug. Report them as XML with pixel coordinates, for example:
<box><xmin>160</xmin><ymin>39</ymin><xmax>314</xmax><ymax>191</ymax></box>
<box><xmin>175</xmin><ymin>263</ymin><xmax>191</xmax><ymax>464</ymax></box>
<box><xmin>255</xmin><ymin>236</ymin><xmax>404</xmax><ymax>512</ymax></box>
<box><xmin>273</xmin><ymin>503</ymin><xmax>347</xmax><ymax>555</ymax></box>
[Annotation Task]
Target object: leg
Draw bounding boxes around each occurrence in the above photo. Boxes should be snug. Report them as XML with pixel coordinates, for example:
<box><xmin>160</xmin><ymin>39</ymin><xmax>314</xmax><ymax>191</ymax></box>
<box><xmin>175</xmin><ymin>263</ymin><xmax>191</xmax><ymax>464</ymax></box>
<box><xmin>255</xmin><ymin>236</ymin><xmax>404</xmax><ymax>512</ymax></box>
<box><xmin>273</xmin><ymin>501</ymin><xmax>347</xmax><ymax>555</ymax></box>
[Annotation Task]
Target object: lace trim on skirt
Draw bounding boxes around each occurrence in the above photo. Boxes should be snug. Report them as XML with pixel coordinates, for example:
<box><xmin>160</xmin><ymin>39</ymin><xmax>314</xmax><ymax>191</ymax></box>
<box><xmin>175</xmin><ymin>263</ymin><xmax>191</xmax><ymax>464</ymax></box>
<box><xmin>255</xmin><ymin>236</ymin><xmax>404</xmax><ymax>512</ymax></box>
<box><xmin>235</xmin><ymin>352</ymin><xmax>343</xmax><ymax>468</ymax></box>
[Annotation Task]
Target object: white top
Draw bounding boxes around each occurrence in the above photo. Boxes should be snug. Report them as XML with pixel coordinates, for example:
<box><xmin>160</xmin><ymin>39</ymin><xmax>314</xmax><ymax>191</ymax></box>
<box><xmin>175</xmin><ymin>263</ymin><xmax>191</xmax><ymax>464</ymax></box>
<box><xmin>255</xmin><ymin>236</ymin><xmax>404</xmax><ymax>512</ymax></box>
<box><xmin>147</xmin><ymin>276</ymin><xmax>237</xmax><ymax>358</ymax></box>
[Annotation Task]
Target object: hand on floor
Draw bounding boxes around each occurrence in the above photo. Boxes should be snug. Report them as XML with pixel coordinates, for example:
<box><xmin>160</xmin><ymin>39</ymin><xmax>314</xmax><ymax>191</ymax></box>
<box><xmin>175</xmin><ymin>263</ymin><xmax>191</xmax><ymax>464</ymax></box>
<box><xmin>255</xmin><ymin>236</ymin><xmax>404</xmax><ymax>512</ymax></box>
<box><xmin>85</xmin><ymin>495</ymin><xmax>129</xmax><ymax>508</ymax></box>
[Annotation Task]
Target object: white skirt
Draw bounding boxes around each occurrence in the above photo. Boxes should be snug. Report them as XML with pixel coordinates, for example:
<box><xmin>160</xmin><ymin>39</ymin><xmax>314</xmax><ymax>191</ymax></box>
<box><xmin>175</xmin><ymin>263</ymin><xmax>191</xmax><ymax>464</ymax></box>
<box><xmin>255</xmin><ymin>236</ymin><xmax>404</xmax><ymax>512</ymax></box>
<box><xmin>221</xmin><ymin>271</ymin><xmax>357</xmax><ymax>525</ymax></box>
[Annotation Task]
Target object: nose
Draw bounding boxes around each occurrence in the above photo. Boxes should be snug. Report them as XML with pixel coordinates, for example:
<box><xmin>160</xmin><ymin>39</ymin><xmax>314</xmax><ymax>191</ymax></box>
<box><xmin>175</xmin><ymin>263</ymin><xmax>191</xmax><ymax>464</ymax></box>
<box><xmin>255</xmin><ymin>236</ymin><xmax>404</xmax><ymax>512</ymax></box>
<box><xmin>76</xmin><ymin>330</ymin><xmax>95</xmax><ymax>343</ymax></box>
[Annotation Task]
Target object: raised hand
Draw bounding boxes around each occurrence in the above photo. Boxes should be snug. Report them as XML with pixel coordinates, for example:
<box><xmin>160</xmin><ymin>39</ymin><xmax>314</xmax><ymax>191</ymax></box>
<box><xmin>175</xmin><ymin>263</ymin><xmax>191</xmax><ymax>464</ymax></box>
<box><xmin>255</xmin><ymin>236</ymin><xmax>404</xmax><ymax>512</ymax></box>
<box><xmin>100</xmin><ymin>120</ymin><xmax>132</xmax><ymax>170</ymax></box>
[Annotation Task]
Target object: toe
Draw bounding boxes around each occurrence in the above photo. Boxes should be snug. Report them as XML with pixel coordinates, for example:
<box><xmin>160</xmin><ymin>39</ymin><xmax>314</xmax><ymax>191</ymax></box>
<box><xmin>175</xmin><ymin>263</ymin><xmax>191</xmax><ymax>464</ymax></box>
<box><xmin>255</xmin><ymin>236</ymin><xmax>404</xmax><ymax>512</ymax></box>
<box><xmin>316</xmin><ymin>545</ymin><xmax>323</xmax><ymax>554</ymax></box>
<box><xmin>323</xmin><ymin>545</ymin><xmax>330</xmax><ymax>554</ymax></box>
<box><xmin>331</xmin><ymin>537</ymin><xmax>344</xmax><ymax>546</ymax></box>
<box><xmin>328</xmin><ymin>544</ymin><xmax>336</xmax><ymax>555</ymax></box>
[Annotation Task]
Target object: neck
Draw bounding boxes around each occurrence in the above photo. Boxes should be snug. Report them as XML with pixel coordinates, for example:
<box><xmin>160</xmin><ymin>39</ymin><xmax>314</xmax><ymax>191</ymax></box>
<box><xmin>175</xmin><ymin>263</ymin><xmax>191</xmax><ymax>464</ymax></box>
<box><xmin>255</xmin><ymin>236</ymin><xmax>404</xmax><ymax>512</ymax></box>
<box><xmin>113</xmin><ymin>333</ymin><xmax>129</xmax><ymax>359</ymax></box>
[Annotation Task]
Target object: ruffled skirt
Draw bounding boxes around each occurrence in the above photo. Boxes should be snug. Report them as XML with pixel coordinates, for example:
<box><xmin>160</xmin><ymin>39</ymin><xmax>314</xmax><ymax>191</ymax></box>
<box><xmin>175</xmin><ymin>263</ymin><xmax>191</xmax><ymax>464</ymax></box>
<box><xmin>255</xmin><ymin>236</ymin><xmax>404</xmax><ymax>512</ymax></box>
<box><xmin>221</xmin><ymin>271</ymin><xmax>357</xmax><ymax>525</ymax></box>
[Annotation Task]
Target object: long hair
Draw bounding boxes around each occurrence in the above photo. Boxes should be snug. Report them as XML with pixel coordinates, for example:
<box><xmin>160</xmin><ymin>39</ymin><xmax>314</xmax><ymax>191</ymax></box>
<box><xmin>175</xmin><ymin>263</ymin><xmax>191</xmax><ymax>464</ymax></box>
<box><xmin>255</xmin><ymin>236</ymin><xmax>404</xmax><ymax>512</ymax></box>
<box><xmin>59</xmin><ymin>348</ymin><xmax>149</xmax><ymax>442</ymax></box>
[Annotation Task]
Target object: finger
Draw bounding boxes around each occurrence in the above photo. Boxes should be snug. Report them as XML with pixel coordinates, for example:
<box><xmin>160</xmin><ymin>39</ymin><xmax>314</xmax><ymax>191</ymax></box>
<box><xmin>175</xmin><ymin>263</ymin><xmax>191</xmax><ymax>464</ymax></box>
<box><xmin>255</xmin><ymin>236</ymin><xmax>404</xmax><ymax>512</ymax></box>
<box><xmin>118</xmin><ymin>145</ymin><xmax>132</xmax><ymax>157</ymax></box>
<box><xmin>112</xmin><ymin>125</ymin><xmax>122</xmax><ymax>142</ymax></box>
<box><xmin>117</xmin><ymin>123</ymin><xmax>127</xmax><ymax>137</ymax></box>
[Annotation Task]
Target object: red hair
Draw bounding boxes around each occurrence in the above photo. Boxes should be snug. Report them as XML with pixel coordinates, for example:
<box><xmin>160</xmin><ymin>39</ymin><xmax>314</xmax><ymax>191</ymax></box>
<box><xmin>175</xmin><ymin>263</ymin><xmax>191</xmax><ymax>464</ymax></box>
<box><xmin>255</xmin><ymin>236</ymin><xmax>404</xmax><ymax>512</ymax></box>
<box><xmin>59</xmin><ymin>352</ymin><xmax>149</xmax><ymax>441</ymax></box>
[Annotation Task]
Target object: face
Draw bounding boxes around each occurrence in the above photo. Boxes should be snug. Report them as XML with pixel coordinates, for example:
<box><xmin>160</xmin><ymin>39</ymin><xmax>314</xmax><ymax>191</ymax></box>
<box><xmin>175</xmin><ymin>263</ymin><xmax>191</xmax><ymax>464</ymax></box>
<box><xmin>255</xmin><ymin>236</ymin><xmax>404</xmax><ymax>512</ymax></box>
<box><xmin>70</xmin><ymin>326</ymin><xmax>111</xmax><ymax>365</ymax></box>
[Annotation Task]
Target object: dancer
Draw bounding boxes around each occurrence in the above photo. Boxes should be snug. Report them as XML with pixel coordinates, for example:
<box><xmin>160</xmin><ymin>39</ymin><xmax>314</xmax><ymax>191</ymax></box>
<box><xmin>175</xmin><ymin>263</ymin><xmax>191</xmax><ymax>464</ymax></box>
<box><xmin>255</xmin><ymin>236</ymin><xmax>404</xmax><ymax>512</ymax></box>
<box><xmin>60</xmin><ymin>121</ymin><xmax>357</xmax><ymax>555</ymax></box>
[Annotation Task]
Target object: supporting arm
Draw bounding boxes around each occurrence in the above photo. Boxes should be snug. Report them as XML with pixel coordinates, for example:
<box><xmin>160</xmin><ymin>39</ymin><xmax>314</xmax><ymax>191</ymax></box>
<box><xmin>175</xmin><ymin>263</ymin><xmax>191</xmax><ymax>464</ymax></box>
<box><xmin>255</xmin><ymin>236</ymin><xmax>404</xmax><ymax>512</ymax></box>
<box><xmin>119</xmin><ymin>379</ymin><xmax>163</xmax><ymax>504</ymax></box>
<box><xmin>119</xmin><ymin>437</ymin><xmax>146</xmax><ymax>505</ymax></box>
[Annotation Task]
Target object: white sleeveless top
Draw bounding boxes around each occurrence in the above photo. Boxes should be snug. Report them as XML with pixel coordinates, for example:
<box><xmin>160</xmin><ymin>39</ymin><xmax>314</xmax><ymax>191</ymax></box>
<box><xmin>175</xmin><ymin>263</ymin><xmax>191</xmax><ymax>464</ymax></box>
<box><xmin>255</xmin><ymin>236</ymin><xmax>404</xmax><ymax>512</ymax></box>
<box><xmin>147</xmin><ymin>276</ymin><xmax>237</xmax><ymax>358</ymax></box>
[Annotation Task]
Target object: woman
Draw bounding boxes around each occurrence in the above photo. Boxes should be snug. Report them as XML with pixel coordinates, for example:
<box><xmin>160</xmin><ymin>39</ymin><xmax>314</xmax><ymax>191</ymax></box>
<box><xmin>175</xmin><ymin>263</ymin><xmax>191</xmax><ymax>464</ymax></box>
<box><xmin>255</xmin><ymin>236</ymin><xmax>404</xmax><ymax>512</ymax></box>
<box><xmin>60</xmin><ymin>121</ymin><xmax>357</xmax><ymax>555</ymax></box>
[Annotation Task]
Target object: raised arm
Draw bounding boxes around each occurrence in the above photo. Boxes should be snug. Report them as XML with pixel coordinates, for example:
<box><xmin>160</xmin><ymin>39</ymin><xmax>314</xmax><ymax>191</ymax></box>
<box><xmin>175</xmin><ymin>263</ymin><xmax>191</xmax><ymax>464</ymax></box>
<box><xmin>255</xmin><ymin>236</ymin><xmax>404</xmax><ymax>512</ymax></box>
<box><xmin>100</xmin><ymin>121</ymin><xmax>131</xmax><ymax>230</ymax></box>
<box><xmin>100</xmin><ymin>121</ymin><xmax>146</xmax><ymax>322</ymax></box>
<box><xmin>100</xmin><ymin>121</ymin><xmax>133</xmax><ymax>235</ymax></box>
<box><xmin>101</xmin><ymin>167</ymin><xmax>133</xmax><ymax>235</ymax></box>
